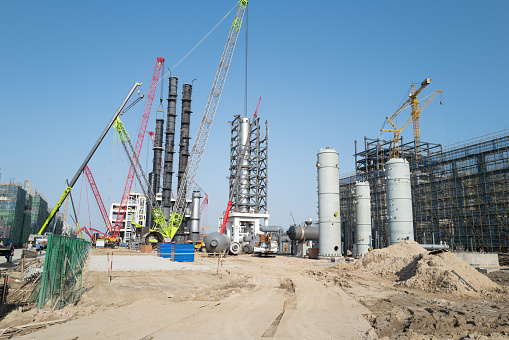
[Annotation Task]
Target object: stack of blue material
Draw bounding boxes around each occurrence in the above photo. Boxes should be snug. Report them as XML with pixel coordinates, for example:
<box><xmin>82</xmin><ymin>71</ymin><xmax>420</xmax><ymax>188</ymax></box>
<box><xmin>157</xmin><ymin>243</ymin><xmax>194</xmax><ymax>262</ymax></box>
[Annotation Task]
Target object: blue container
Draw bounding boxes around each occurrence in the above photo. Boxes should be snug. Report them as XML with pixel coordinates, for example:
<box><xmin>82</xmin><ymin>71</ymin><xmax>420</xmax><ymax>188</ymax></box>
<box><xmin>157</xmin><ymin>244</ymin><xmax>172</xmax><ymax>258</ymax></box>
<box><xmin>174</xmin><ymin>244</ymin><xmax>194</xmax><ymax>262</ymax></box>
<box><xmin>157</xmin><ymin>243</ymin><xmax>194</xmax><ymax>262</ymax></box>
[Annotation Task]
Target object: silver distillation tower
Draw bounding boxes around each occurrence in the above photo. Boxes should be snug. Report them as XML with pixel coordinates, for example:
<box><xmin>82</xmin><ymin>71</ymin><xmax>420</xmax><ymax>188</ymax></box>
<box><xmin>220</xmin><ymin>115</ymin><xmax>269</xmax><ymax>254</ymax></box>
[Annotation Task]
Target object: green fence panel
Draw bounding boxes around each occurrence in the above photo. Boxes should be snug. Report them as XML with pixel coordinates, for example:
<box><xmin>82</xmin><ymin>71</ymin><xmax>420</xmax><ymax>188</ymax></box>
<box><xmin>35</xmin><ymin>234</ymin><xmax>91</xmax><ymax>310</ymax></box>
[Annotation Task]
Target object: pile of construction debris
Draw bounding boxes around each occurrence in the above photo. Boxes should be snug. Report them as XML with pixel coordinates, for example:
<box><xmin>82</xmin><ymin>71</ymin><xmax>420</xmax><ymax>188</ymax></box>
<box><xmin>339</xmin><ymin>241</ymin><xmax>500</xmax><ymax>296</ymax></box>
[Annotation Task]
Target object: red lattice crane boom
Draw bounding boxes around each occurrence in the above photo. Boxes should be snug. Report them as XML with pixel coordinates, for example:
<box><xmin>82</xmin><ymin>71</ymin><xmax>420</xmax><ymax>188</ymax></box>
<box><xmin>84</xmin><ymin>165</ymin><xmax>113</xmax><ymax>236</ymax></box>
<box><xmin>113</xmin><ymin>58</ymin><xmax>164</xmax><ymax>237</ymax></box>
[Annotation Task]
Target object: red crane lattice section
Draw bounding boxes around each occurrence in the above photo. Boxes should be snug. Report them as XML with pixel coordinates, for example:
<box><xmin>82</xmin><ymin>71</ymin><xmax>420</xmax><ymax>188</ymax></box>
<box><xmin>113</xmin><ymin>57</ymin><xmax>164</xmax><ymax>238</ymax></box>
<box><xmin>84</xmin><ymin>165</ymin><xmax>113</xmax><ymax>235</ymax></box>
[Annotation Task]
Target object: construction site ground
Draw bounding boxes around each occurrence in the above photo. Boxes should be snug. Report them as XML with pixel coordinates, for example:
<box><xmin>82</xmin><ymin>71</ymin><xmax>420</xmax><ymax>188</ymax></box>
<box><xmin>1</xmin><ymin>243</ymin><xmax>509</xmax><ymax>339</ymax></box>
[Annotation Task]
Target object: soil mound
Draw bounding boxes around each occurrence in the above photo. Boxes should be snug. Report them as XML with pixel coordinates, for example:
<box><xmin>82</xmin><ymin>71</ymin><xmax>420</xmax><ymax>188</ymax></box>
<box><xmin>396</xmin><ymin>251</ymin><xmax>499</xmax><ymax>295</ymax></box>
<box><xmin>342</xmin><ymin>241</ymin><xmax>499</xmax><ymax>296</ymax></box>
<box><xmin>350</xmin><ymin>240</ymin><xmax>427</xmax><ymax>276</ymax></box>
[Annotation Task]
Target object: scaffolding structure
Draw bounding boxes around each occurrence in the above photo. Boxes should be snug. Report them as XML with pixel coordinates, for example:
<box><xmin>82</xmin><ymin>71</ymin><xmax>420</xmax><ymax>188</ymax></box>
<box><xmin>229</xmin><ymin>115</ymin><xmax>268</xmax><ymax>213</ymax></box>
<box><xmin>340</xmin><ymin>130</ymin><xmax>509</xmax><ymax>253</ymax></box>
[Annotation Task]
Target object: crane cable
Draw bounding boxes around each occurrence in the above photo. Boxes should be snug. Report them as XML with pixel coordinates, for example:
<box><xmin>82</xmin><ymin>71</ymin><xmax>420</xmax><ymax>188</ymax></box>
<box><xmin>167</xmin><ymin>1</ymin><xmax>239</xmax><ymax>74</ymax></box>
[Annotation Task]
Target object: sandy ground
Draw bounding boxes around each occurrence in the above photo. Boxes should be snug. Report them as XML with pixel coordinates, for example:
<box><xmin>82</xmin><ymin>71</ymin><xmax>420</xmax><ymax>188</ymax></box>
<box><xmin>0</xmin><ymin>245</ymin><xmax>508</xmax><ymax>339</ymax></box>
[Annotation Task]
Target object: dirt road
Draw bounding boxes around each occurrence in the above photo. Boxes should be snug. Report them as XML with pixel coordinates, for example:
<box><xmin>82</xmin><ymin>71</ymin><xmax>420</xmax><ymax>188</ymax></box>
<box><xmin>15</xmin><ymin>252</ymin><xmax>375</xmax><ymax>339</ymax></box>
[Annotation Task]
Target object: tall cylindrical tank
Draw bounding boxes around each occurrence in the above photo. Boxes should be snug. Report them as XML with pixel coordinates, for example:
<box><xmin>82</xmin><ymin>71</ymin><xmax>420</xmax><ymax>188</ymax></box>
<box><xmin>239</xmin><ymin>117</ymin><xmax>250</xmax><ymax>212</ymax></box>
<box><xmin>354</xmin><ymin>181</ymin><xmax>371</xmax><ymax>256</ymax></box>
<box><xmin>205</xmin><ymin>232</ymin><xmax>231</xmax><ymax>253</ymax></box>
<box><xmin>317</xmin><ymin>147</ymin><xmax>341</xmax><ymax>257</ymax></box>
<box><xmin>147</xmin><ymin>118</ymin><xmax>164</xmax><ymax>230</ymax></box>
<box><xmin>385</xmin><ymin>158</ymin><xmax>414</xmax><ymax>245</ymax></box>
<box><xmin>162</xmin><ymin>77</ymin><xmax>178</xmax><ymax>220</ymax></box>
<box><xmin>177</xmin><ymin>84</ymin><xmax>192</xmax><ymax>195</ymax></box>
<box><xmin>189</xmin><ymin>191</ymin><xmax>201</xmax><ymax>242</ymax></box>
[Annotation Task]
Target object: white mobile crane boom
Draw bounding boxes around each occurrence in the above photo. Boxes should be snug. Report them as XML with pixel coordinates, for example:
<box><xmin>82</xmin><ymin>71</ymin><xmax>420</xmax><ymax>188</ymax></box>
<box><xmin>169</xmin><ymin>0</ymin><xmax>248</xmax><ymax>238</ymax></box>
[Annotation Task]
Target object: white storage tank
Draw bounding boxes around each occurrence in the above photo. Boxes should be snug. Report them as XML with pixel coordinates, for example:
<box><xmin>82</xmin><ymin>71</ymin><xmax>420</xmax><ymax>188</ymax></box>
<box><xmin>385</xmin><ymin>158</ymin><xmax>414</xmax><ymax>245</ymax></box>
<box><xmin>317</xmin><ymin>147</ymin><xmax>341</xmax><ymax>257</ymax></box>
<box><xmin>354</xmin><ymin>181</ymin><xmax>371</xmax><ymax>256</ymax></box>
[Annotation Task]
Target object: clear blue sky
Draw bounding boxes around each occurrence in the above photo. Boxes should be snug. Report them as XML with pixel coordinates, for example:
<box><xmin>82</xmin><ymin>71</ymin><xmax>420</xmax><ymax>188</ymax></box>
<box><xmin>1</xmin><ymin>0</ymin><xmax>508</xmax><ymax>234</ymax></box>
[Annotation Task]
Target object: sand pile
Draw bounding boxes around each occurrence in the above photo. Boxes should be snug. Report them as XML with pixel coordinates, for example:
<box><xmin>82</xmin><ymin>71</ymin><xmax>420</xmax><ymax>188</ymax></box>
<box><xmin>344</xmin><ymin>241</ymin><xmax>499</xmax><ymax>296</ymax></box>
<box><xmin>396</xmin><ymin>251</ymin><xmax>499</xmax><ymax>295</ymax></box>
<box><xmin>350</xmin><ymin>240</ymin><xmax>427</xmax><ymax>276</ymax></box>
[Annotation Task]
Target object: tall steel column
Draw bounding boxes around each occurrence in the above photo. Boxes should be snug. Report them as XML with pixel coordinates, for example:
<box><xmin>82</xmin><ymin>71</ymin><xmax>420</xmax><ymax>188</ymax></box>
<box><xmin>161</xmin><ymin>77</ymin><xmax>178</xmax><ymax>220</ymax></box>
<box><xmin>146</xmin><ymin>118</ymin><xmax>164</xmax><ymax>230</ymax></box>
<box><xmin>175</xmin><ymin>83</ymin><xmax>192</xmax><ymax>242</ymax></box>
<box><xmin>317</xmin><ymin>147</ymin><xmax>342</xmax><ymax>258</ymax></box>
<box><xmin>177</xmin><ymin>84</ymin><xmax>192</xmax><ymax>198</ymax></box>
<box><xmin>189</xmin><ymin>191</ymin><xmax>201</xmax><ymax>242</ymax></box>
<box><xmin>385</xmin><ymin>158</ymin><xmax>414</xmax><ymax>245</ymax></box>
<box><xmin>229</xmin><ymin>115</ymin><xmax>268</xmax><ymax>213</ymax></box>
<box><xmin>354</xmin><ymin>181</ymin><xmax>371</xmax><ymax>256</ymax></box>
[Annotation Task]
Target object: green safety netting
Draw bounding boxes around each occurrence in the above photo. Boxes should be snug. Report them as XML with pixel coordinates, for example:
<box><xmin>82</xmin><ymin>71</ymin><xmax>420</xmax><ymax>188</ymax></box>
<box><xmin>32</xmin><ymin>234</ymin><xmax>91</xmax><ymax>310</ymax></box>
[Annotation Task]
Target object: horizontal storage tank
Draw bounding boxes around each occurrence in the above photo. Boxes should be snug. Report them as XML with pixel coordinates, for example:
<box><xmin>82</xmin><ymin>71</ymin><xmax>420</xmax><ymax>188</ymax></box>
<box><xmin>317</xmin><ymin>147</ymin><xmax>341</xmax><ymax>257</ymax></box>
<box><xmin>205</xmin><ymin>232</ymin><xmax>231</xmax><ymax>253</ymax></box>
<box><xmin>354</xmin><ymin>181</ymin><xmax>371</xmax><ymax>256</ymax></box>
<box><xmin>385</xmin><ymin>158</ymin><xmax>414</xmax><ymax>245</ymax></box>
<box><xmin>287</xmin><ymin>223</ymin><xmax>319</xmax><ymax>241</ymax></box>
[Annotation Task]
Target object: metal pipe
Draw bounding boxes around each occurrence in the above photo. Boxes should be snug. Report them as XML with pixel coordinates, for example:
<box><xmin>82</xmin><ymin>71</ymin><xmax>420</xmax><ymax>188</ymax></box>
<box><xmin>420</xmin><ymin>244</ymin><xmax>450</xmax><ymax>250</ymax></box>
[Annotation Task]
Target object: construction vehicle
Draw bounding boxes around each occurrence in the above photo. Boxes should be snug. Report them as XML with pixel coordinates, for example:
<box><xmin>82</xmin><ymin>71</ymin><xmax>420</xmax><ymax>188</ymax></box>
<box><xmin>37</xmin><ymin>82</ymin><xmax>144</xmax><ymax>235</ymax></box>
<box><xmin>254</xmin><ymin>234</ymin><xmax>278</xmax><ymax>256</ymax></box>
<box><xmin>115</xmin><ymin>118</ymin><xmax>175</xmax><ymax>244</ymax></box>
<box><xmin>113</xmin><ymin>58</ymin><xmax>165</xmax><ymax>239</ymax></box>
<box><xmin>169</xmin><ymin>0</ymin><xmax>248</xmax><ymax>242</ymax></box>
<box><xmin>381</xmin><ymin>78</ymin><xmax>443</xmax><ymax>158</ymax></box>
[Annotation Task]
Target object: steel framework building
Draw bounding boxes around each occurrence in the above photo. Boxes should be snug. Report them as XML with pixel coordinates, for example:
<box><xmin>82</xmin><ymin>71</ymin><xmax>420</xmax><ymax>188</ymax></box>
<box><xmin>340</xmin><ymin>130</ymin><xmax>509</xmax><ymax>253</ymax></box>
<box><xmin>229</xmin><ymin>115</ymin><xmax>268</xmax><ymax>213</ymax></box>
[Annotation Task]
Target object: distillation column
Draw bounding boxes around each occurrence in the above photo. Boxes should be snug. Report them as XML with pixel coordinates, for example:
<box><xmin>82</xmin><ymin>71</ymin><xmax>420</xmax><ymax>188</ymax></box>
<box><xmin>161</xmin><ymin>77</ymin><xmax>178</xmax><ymax>220</ymax></box>
<box><xmin>189</xmin><ymin>191</ymin><xmax>201</xmax><ymax>242</ymax></box>
<box><xmin>317</xmin><ymin>147</ymin><xmax>342</xmax><ymax>258</ymax></box>
<box><xmin>177</xmin><ymin>84</ymin><xmax>192</xmax><ymax>201</ymax></box>
<box><xmin>175</xmin><ymin>83</ymin><xmax>192</xmax><ymax>242</ymax></box>
<box><xmin>385</xmin><ymin>158</ymin><xmax>414</xmax><ymax>245</ymax></box>
<box><xmin>354</xmin><ymin>181</ymin><xmax>371</xmax><ymax>256</ymax></box>
<box><xmin>238</xmin><ymin>117</ymin><xmax>251</xmax><ymax>212</ymax></box>
<box><xmin>146</xmin><ymin>118</ymin><xmax>164</xmax><ymax>230</ymax></box>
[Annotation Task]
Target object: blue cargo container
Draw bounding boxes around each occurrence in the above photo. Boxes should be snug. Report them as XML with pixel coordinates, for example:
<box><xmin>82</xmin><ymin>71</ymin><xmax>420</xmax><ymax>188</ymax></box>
<box><xmin>157</xmin><ymin>243</ymin><xmax>194</xmax><ymax>262</ymax></box>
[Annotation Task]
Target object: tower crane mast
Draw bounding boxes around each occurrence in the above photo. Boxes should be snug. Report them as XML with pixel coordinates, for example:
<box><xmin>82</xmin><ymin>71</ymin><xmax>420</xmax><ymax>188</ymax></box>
<box><xmin>381</xmin><ymin>78</ymin><xmax>443</xmax><ymax>158</ymax></box>
<box><xmin>170</xmin><ymin>0</ymin><xmax>248</xmax><ymax>237</ymax></box>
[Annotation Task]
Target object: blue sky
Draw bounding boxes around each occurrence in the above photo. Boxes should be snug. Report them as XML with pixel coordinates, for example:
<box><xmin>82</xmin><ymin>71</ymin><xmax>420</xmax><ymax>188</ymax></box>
<box><xmin>1</xmin><ymin>0</ymin><xmax>508</xmax><ymax>234</ymax></box>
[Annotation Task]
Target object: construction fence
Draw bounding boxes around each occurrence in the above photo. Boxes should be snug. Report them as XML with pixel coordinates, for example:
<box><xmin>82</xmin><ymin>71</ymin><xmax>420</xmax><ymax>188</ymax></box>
<box><xmin>341</xmin><ymin>130</ymin><xmax>509</xmax><ymax>253</ymax></box>
<box><xmin>32</xmin><ymin>234</ymin><xmax>91</xmax><ymax>310</ymax></box>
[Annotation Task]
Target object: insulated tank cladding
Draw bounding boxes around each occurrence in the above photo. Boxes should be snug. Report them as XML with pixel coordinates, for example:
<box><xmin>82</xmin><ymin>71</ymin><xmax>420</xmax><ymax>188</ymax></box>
<box><xmin>385</xmin><ymin>158</ymin><xmax>414</xmax><ymax>245</ymax></box>
<box><xmin>317</xmin><ymin>147</ymin><xmax>341</xmax><ymax>257</ymax></box>
<box><xmin>189</xmin><ymin>191</ymin><xmax>201</xmax><ymax>242</ymax></box>
<box><xmin>354</xmin><ymin>181</ymin><xmax>371</xmax><ymax>256</ymax></box>
<box><xmin>238</xmin><ymin>117</ymin><xmax>250</xmax><ymax>212</ymax></box>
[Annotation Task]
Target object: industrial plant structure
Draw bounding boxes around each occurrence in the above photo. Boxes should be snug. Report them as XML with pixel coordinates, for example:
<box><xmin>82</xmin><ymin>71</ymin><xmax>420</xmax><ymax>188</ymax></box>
<box><xmin>340</xmin><ymin>130</ymin><xmax>509</xmax><ymax>254</ymax></box>
<box><xmin>219</xmin><ymin>114</ymin><xmax>269</xmax><ymax>254</ymax></box>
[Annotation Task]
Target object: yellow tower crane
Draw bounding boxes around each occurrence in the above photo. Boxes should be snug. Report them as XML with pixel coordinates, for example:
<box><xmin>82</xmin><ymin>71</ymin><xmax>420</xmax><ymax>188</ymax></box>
<box><xmin>381</xmin><ymin>78</ymin><xmax>443</xmax><ymax>158</ymax></box>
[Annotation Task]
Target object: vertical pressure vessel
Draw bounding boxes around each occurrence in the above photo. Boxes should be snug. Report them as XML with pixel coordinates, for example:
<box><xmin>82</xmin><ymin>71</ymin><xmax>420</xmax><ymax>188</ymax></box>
<box><xmin>354</xmin><ymin>181</ymin><xmax>371</xmax><ymax>256</ymax></box>
<box><xmin>385</xmin><ymin>158</ymin><xmax>414</xmax><ymax>245</ymax></box>
<box><xmin>189</xmin><ymin>191</ymin><xmax>201</xmax><ymax>242</ymax></box>
<box><xmin>317</xmin><ymin>147</ymin><xmax>341</xmax><ymax>257</ymax></box>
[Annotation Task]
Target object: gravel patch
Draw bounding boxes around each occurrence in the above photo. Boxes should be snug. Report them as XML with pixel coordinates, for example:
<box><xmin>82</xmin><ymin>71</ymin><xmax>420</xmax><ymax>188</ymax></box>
<box><xmin>87</xmin><ymin>255</ymin><xmax>212</xmax><ymax>271</ymax></box>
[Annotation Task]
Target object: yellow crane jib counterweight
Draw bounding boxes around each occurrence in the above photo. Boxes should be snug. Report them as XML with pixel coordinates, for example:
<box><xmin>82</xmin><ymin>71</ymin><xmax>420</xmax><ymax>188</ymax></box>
<box><xmin>380</xmin><ymin>78</ymin><xmax>444</xmax><ymax>159</ymax></box>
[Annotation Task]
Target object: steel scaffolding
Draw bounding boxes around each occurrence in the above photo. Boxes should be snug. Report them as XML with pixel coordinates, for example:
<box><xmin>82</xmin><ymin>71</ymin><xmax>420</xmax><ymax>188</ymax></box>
<box><xmin>229</xmin><ymin>115</ymin><xmax>268</xmax><ymax>213</ymax></box>
<box><xmin>340</xmin><ymin>130</ymin><xmax>509</xmax><ymax>253</ymax></box>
